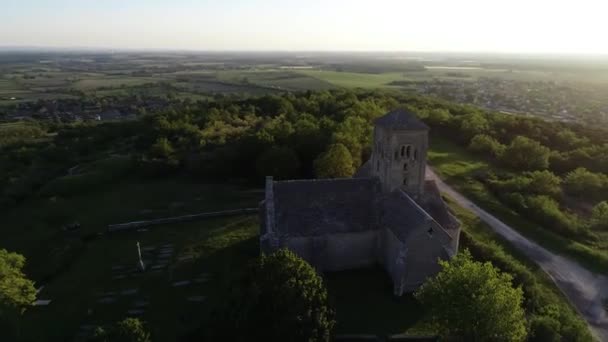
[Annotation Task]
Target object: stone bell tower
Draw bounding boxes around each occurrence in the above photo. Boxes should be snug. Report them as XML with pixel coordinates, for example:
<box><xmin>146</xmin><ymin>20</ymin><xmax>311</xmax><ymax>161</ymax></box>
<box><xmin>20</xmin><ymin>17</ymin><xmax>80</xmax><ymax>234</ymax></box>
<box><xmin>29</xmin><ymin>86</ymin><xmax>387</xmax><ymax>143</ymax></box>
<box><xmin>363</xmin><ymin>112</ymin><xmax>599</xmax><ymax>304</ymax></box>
<box><xmin>370</xmin><ymin>109</ymin><xmax>429</xmax><ymax>198</ymax></box>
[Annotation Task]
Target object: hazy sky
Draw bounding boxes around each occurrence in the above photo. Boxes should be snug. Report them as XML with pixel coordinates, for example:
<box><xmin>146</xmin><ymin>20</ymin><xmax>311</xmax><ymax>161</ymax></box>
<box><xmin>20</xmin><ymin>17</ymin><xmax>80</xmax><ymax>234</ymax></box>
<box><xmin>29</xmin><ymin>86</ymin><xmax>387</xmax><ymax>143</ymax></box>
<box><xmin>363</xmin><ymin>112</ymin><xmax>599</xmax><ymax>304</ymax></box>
<box><xmin>1</xmin><ymin>0</ymin><xmax>607</xmax><ymax>54</ymax></box>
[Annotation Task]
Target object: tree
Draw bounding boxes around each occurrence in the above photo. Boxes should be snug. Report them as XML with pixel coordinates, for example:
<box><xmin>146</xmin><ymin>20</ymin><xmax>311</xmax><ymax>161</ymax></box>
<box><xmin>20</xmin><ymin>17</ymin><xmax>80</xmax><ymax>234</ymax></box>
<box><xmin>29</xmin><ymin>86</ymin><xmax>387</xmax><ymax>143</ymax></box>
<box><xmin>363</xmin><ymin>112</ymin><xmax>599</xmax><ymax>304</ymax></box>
<box><xmin>526</xmin><ymin>170</ymin><xmax>562</xmax><ymax>197</ymax></box>
<box><xmin>0</xmin><ymin>249</ymin><xmax>36</xmax><ymax>339</ymax></box>
<box><xmin>563</xmin><ymin>167</ymin><xmax>607</xmax><ymax>198</ymax></box>
<box><xmin>459</xmin><ymin>112</ymin><xmax>489</xmax><ymax>141</ymax></box>
<box><xmin>468</xmin><ymin>134</ymin><xmax>505</xmax><ymax>159</ymax></box>
<box><xmin>415</xmin><ymin>250</ymin><xmax>527</xmax><ymax>341</ymax></box>
<box><xmin>314</xmin><ymin>143</ymin><xmax>354</xmax><ymax>178</ymax></box>
<box><xmin>209</xmin><ymin>249</ymin><xmax>335</xmax><ymax>341</ymax></box>
<box><xmin>425</xmin><ymin>108</ymin><xmax>451</xmax><ymax>126</ymax></box>
<box><xmin>590</xmin><ymin>201</ymin><xmax>608</xmax><ymax>231</ymax></box>
<box><xmin>92</xmin><ymin>317</ymin><xmax>151</xmax><ymax>342</ymax></box>
<box><xmin>148</xmin><ymin>137</ymin><xmax>175</xmax><ymax>160</ymax></box>
<box><xmin>501</xmin><ymin>136</ymin><xmax>551</xmax><ymax>171</ymax></box>
<box><xmin>255</xmin><ymin>146</ymin><xmax>301</xmax><ymax>179</ymax></box>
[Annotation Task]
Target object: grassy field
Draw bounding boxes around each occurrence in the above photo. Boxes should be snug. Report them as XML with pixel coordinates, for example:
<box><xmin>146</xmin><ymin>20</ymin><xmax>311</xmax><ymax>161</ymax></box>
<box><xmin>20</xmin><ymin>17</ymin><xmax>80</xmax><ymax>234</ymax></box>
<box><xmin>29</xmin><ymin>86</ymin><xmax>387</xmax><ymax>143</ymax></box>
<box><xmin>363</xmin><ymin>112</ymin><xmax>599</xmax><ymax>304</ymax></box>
<box><xmin>427</xmin><ymin>135</ymin><xmax>608</xmax><ymax>275</ymax></box>
<box><xmin>298</xmin><ymin>70</ymin><xmax>407</xmax><ymax>88</ymax></box>
<box><xmin>3</xmin><ymin>177</ymin><xmax>263</xmax><ymax>341</ymax></box>
<box><xmin>71</xmin><ymin>77</ymin><xmax>162</xmax><ymax>91</ymax></box>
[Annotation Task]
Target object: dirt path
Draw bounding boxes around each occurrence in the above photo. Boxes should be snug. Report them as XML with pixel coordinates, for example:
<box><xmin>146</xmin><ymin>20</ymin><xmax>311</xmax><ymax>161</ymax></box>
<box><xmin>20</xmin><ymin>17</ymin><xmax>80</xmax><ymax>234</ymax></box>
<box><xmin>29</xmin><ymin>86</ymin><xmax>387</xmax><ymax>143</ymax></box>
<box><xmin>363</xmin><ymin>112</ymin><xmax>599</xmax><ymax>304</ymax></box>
<box><xmin>427</xmin><ymin>168</ymin><xmax>608</xmax><ymax>341</ymax></box>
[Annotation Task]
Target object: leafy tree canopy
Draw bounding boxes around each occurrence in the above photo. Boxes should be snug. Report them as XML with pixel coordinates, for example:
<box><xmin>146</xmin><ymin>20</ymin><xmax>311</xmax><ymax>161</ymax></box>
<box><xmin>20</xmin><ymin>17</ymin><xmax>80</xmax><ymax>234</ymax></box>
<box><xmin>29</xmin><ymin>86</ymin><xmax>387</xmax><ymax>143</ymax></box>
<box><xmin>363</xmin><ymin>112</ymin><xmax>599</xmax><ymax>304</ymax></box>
<box><xmin>209</xmin><ymin>249</ymin><xmax>335</xmax><ymax>342</ymax></box>
<box><xmin>415</xmin><ymin>250</ymin><xmax>527</xmax><ymax>342</ymax></box>
<box><xmin>314</xmin><ymin>143</ymin><xmax>354</xmax><ymax>179</ymax></box>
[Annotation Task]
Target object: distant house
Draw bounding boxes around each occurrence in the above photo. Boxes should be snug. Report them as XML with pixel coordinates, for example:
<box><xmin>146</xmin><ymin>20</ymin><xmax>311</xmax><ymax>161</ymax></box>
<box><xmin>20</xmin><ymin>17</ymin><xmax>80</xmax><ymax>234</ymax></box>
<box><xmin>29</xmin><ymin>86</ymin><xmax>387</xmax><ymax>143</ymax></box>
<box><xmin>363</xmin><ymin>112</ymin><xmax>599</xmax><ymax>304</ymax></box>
<box><xmin>260</xmin><ymin>109</ymin><xmax>461</xmax><ymax>295</ymax></box>
<box><xmin>96</xmin><ymin>109</ymin><xmax>123</xmax><ymax>121</ymax></box>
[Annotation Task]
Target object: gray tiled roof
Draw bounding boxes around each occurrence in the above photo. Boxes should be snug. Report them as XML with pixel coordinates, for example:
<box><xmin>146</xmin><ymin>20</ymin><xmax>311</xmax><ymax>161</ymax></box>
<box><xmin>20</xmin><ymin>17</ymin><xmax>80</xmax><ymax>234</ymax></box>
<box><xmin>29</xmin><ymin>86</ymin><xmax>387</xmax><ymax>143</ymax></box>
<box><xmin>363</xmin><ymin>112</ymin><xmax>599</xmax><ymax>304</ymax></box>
<box><xmin>421</xmin><ymin>180</ymin><xmax>460</xmax><ymax>232</ymax></box>
<box><xmin>374</xmin><ymin>109</ymin><xmax>429</xmax><ymax>130</ymax></box>
<box><xmin>381</xmin><ymin>189</ymin><xmax>432</xmax><ymax>242</ymax></box>
<box><xmin>273</xmin><ymin>178</ymin><xmax>380</xmax><ymax>237</ymax></box>
<box><xmin>353</xmin><ymin>159</ymin><xmax>372</xmax><ymax>178</ymax></box>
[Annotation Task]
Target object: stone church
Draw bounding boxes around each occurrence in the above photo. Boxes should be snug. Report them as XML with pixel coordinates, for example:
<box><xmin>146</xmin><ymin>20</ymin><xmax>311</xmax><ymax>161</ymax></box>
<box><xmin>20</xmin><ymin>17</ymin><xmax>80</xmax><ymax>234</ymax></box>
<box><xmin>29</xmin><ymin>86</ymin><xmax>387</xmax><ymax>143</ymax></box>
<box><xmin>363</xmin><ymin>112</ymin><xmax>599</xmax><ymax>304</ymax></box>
<box><xmin>259</xmin><ymin>109</ymin><xmax>461</xmax><ymax>295</ymax></box>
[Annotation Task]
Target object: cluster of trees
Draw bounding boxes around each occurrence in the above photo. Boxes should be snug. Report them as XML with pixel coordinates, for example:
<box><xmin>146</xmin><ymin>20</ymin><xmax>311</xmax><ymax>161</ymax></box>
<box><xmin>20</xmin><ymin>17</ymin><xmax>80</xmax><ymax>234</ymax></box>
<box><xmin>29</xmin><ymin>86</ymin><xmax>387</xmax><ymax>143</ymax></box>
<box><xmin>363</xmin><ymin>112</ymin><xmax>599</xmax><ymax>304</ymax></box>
<box><xmin>416</xmin><ymin>100</ymin><xmax>608</xmax><ymax>239</ymax></box>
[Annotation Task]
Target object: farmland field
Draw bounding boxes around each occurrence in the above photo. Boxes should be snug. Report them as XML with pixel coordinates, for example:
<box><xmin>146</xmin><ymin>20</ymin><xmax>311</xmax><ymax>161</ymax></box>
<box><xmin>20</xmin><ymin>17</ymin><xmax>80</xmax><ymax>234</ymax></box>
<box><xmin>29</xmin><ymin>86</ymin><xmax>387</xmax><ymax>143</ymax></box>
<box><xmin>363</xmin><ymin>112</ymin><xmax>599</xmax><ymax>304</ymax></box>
<box><xmin>71</xmin><ymin>77</ymin><xmax>163</xmax><ymax>91</ymax></box>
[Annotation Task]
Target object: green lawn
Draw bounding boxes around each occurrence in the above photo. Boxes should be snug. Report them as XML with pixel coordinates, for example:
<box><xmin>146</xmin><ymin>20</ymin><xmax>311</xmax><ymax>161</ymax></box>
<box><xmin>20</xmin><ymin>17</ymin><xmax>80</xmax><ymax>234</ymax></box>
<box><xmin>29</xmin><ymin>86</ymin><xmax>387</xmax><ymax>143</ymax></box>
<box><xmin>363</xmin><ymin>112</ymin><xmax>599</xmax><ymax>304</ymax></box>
<box><xmin>325</xmin><ymin>269</ymin><xmax>423</xmax><ymax>335</ymax></box>
<box><xmin>428</xmin><ymin>134</ymin><xmax>608</xmax><ymax>275</ymax></box>
<box><xmin>298</xmin><ymin>70</ymin><xmax>408</xmax><ymax>88</ymax></box>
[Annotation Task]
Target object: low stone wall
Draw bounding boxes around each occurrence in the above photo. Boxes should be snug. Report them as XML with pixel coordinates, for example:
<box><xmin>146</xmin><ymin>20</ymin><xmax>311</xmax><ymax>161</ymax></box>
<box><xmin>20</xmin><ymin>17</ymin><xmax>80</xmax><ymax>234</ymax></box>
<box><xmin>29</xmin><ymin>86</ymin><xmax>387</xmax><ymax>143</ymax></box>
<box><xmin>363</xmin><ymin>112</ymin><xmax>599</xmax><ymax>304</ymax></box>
<box><xmin>107</xmin><ymin>208</ymin><xmax>258</xmax><ymax>232</ymax></box>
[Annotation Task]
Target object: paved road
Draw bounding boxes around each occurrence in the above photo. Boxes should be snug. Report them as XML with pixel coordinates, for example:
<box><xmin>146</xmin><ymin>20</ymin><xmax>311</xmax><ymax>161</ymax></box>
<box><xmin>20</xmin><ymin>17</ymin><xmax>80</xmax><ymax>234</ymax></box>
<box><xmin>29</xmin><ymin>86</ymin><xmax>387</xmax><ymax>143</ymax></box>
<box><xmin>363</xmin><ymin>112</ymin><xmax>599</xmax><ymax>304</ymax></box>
<box><xmin>427</xmin><ymin>168</ymin><xmax>608</xmax><ymax>341</ymax></box>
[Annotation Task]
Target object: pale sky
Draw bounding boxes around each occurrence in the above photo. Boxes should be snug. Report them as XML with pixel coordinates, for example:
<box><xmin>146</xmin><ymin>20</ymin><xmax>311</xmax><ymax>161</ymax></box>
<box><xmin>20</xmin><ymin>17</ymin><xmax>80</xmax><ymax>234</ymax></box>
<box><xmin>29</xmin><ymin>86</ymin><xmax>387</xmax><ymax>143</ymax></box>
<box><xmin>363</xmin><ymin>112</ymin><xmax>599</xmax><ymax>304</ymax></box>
<box><xmin>1</xmin><ymin>0</ymin><xmax>607</xmax><ymax>54</ymax></box>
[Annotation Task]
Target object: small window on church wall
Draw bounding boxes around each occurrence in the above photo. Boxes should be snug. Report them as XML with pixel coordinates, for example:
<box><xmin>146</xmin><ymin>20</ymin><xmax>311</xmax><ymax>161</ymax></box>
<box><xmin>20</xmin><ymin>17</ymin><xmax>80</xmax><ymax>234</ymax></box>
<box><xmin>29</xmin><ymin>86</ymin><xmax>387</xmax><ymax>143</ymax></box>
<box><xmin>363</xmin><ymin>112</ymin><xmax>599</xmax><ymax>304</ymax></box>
<box><xmin>403</xmin><ymin>163</ymin><xmax>408</xmax><ymax>171</ymax></box>
<box><xmin>406</xmin><ymin>146</ymin><xmax>412</xmax><ymax>158</ymax></box>
<box><xmin>400</xmin><ymin>146</ymin><xmax>405</xmax><ymax>157</ymax></box>
<box><xmin>403</xmin><ymin>178</ymin><xmax>408</xmax><ymax>186</ymax></box>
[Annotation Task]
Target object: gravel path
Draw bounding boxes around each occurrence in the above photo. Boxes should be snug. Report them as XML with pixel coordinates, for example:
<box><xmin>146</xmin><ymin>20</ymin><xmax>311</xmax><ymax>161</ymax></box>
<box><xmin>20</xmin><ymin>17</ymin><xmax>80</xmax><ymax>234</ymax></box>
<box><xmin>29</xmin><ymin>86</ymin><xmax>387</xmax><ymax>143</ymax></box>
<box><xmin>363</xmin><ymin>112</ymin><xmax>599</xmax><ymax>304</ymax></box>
<box><xmin>427</xmin><ymin>168</ymin><xmax>608</xmax><ymax>341</ymax></box>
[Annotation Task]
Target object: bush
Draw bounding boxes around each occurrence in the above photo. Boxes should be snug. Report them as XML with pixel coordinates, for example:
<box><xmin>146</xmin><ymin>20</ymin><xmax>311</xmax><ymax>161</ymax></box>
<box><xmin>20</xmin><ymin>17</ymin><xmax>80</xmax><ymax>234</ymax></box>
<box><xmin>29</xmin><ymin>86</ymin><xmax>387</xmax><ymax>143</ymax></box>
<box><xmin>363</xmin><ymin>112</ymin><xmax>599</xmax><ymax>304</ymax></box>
<box><xmin>500</xmin><ymin>136</ymin><xmax>551</xmax><ymax>171</ymax></box>
<box><xmin>488</xmin><ymin>171</ymin><xmax>561</xmax><ymax>198</ymax></box>
<box><xmin>563</xmin><ymin>167</ymin><xmax>608</xmax><ymax>199</ymax></box>
<box><xmin>208</xmin><ymin>249</ymin><xmax>335</xmax><ymax>341</ymax></box>
<box><xmin>92</xmin><ymin>317</ymin><xmax>151</xmax><ymax>342</ymax></box>
<box><xmin>468</xmin><ymin>134</ymin><xmax>505</xmax><ymax>159</ymax></box>
<box><xmin>525</xmin><ymin>195</ymin><xmax>582</xmax><ymax>237</ymax></box>
<box><xmin>590</xmin><ymin>201</ymin><xmax>608</xmax><ymax>231</ymax></box>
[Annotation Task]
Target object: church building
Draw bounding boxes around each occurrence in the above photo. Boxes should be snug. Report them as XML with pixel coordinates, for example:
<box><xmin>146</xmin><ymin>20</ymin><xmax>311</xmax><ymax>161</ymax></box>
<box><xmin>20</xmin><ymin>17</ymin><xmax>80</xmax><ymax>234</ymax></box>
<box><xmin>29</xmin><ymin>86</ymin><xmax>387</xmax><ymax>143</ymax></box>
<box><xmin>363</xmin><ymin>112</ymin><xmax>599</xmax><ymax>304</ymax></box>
<box><xmin>259</xmin><ymin>109</ymin><xmax>461</xmax><ymax>295</ymax></box>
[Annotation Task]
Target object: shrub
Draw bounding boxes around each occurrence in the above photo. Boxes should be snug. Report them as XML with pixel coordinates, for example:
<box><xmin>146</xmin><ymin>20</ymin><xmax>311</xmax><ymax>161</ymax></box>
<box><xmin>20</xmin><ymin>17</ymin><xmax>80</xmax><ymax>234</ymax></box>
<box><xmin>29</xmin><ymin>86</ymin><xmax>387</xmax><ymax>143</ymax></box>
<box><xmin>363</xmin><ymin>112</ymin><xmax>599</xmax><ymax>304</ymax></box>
<box><xmin>525</xmin><ymin>195</ymin><xmax>582</xmax><ymax>236</ymax></box>
<box><xmin>563</xmin><ymin>167</ymin><xmax>608</xmax><ymax>199</ymax></box>
<box><xmin>92</xmin><ymin>317</ymin><xmax>151</xmax><ymax>342</ymax></box>
<box><xmin>500</xmin><ymin>136</ymin><xmax>551</xmax><ymax>171</ymax></box>
<box><xmin>468</xmin><ymin>134</ymin><xmax>505</xmax><ymax>159</ymax></box>
<box><xmin>590</xmin><ymin>201</ymin><xmax>608</xmax><ymax>231</ymax></box>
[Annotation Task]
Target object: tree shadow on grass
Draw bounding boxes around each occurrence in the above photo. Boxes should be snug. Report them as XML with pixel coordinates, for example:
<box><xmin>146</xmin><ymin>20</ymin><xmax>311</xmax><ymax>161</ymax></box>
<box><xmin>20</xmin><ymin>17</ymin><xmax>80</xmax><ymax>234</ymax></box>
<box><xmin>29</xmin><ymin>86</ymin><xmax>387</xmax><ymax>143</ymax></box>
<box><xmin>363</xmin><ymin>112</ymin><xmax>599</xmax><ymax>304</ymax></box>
<box><xmin>324</xmin><ymin>267</ymin><xmax>424</xmax><ymax>335</ymax></box>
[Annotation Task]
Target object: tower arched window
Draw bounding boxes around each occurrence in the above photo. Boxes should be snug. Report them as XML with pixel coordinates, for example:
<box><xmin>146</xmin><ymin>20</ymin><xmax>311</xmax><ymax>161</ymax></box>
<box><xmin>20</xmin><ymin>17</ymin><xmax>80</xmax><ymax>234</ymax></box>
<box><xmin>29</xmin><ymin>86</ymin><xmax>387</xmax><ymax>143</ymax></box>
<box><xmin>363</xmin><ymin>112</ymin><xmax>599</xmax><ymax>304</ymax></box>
<box><xmin>400</xmin><ymin>146</ymin><xmax>405</xmax><ymax>157</ymax></box>
<box><xmin>403</xmin><ymin>178</ymin><xmax>408</xmax><ymax>186</ymax></box>
<box><xmin>403</xmin><ymin>163</ymin><xmax>408</xmax><ymax>171</ymax></box>
<box><xmin>406</xmin><ymin>146</ymin><xmax>412</xmax><ymax>158</ymax></box>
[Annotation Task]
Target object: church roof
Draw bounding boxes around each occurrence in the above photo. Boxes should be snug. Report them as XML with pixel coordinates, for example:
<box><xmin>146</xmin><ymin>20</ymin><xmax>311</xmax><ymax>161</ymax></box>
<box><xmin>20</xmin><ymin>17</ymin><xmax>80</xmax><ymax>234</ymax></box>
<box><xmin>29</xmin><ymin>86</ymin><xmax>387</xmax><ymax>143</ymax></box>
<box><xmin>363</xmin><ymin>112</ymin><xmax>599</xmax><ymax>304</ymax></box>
<box><xmin>272</xmin><ymin>178</ymin><xmax>380</xmax><ymax>237</ymax></box>
<box><xmin>374</xmin><ymin>109</ymin><xmax>429</xmax><ymax>130</ymax></box>
<box><xmin>381</xmin><ymin>190</ymin><xmax>433</xmax><ymax>242</ymax></box>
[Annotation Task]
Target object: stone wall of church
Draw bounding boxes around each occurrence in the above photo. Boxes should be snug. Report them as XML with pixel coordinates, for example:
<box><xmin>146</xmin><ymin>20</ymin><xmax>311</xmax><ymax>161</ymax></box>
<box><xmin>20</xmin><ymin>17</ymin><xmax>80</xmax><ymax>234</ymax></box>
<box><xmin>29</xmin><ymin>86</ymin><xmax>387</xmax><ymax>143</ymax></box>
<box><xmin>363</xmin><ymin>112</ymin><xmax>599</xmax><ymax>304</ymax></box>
<box><xmin>283</xmin><ymin>231</ymin><xmax>378</xmax><ymax>272</ymax></box>
<box><xmin>401</xmin><ymin>220</ymin><xmax>450</xmax><ymax>291</ymax></box>
<box><xmin>380</xmin><ymin>227</ymin><xmax>408</xmax><ymax>296</ymax></box>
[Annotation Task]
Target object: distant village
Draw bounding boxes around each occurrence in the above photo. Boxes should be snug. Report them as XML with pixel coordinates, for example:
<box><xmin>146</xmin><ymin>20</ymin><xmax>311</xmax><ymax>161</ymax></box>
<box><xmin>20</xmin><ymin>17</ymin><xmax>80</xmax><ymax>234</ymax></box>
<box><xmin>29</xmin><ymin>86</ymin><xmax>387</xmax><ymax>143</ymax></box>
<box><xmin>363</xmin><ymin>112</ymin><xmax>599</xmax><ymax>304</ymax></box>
<box><xmin>0</xmin><ymin>96</ymin><xmax>172</xmax><ymax>123</ymax></box>
<box><xmin>415</xmin><ymin>77</ymin><xmax>608</xmax><ymax>125</ymax></box>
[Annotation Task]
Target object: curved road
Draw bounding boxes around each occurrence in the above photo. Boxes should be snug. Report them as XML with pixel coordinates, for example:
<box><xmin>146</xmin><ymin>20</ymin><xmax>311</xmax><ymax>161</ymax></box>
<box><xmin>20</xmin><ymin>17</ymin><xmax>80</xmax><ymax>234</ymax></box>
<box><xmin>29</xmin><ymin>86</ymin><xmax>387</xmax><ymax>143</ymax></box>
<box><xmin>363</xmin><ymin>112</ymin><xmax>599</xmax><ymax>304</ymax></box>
<box><xmin>427</xmin><ymin>168</ymin><xmax>608</xmax><ymax>341</ymax></box>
